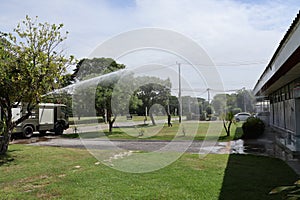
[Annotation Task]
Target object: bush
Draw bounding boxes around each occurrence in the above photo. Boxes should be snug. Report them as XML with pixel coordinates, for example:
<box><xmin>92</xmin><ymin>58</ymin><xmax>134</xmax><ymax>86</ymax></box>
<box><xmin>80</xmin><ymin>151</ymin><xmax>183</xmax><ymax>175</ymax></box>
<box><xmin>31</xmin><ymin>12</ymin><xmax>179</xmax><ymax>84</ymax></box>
<box><xmin>242</xmin><ymin>117</ymin><xmax>265</xmax><ymax>139</ymax></box>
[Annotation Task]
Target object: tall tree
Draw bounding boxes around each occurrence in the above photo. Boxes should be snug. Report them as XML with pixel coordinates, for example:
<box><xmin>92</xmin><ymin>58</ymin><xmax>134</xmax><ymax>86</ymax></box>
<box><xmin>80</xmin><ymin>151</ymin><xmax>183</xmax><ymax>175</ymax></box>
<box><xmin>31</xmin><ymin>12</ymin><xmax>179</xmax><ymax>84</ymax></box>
<box><xmin>211</xmin><ymin>94</ymin><xmax>227</xmax><ymax>115</ymax></box>
<box><xmin>0</xmin><ymin>16</ymin><xmax>73</xmax><ymax>154</ymax></box>
<box><xmin>73</xmin><ymin>57</ymin><xmax>127</xmax><ymax>132</ymax></box>
<box><xmin>236</xmin><ymin>89</ymin><xmax>255</xmax><ymax>113</ymax></box>
<box><xmin>135</xmin><ymin>77</ymin><xmax>171</xmax><ymax>125</ymax></box>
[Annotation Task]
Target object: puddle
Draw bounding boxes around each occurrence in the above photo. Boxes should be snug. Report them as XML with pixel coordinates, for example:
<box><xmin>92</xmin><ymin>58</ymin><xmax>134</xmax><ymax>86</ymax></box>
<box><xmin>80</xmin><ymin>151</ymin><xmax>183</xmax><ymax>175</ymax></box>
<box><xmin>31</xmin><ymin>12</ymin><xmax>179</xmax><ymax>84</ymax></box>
<box><xmin>199</xmin><ymin>139</ymin><xmax>272</xmax><ymax>156</ymax></box>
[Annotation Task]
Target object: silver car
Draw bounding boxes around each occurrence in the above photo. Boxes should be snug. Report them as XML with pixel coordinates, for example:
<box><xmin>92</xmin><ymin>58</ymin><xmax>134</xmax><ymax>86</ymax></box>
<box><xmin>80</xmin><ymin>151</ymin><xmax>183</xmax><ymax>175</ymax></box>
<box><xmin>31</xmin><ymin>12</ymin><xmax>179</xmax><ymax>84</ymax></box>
<box><xmin>255</xmin><ymin>112</ymin><xmax>270</xmax><ymax>125</ymax></box>
<box><xmin>234</xmin><ymin>112</ymin><xmax>251</xmax><ymax>122</ymax></box>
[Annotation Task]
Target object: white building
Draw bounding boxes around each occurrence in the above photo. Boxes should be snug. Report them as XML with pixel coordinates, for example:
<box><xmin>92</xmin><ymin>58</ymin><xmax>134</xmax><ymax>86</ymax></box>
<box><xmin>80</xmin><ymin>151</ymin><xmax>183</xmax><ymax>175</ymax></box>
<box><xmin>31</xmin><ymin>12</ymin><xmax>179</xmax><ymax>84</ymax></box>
<box><xmin>253</xmin><ymin>11</ymin><xmax>300</xmax><ymax>159</ymax></box>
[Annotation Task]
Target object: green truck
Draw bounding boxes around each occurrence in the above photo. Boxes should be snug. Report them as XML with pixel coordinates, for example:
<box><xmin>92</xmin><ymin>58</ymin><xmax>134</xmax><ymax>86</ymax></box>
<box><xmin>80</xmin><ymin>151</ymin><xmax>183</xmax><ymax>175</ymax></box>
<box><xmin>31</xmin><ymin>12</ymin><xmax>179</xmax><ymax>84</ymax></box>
<box><xmin>10</xmin><ymin>103</ymin><xmax>69</xmax><ymax>138</ymax></box>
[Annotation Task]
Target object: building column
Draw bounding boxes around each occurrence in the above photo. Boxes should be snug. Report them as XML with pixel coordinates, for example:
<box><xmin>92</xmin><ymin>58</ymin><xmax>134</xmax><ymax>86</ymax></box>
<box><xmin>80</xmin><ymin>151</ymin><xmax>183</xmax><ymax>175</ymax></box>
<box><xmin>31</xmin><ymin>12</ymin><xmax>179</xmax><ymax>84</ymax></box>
<box><xmin>294</xmin><ymin>98</ymin><xmax>300</xmax><ymax>151</ymax></box>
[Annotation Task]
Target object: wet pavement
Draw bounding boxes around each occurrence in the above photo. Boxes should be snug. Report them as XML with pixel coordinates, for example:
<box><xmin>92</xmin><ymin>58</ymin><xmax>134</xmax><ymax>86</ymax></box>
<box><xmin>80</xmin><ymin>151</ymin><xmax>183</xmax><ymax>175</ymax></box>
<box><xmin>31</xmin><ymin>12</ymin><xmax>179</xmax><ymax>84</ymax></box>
<box><xmin>12</xmin><ymin>135</ymin><xmax>273</xmax><ymax>156</ymax></box>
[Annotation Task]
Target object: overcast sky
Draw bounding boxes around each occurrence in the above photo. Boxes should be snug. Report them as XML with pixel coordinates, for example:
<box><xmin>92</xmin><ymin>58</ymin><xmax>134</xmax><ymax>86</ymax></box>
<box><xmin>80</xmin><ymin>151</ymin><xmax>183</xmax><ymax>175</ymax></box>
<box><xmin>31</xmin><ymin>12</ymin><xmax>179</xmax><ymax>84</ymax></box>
<box><xmin>1</xmin><ymin>0</ymin><xmax>300</xmax><ymax>98</ymax></box>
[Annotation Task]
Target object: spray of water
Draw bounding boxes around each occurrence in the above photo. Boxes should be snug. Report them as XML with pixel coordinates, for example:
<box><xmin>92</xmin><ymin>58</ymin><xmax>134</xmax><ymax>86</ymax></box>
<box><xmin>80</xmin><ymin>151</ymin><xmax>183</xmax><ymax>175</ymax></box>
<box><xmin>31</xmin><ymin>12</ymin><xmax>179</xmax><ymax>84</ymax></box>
<box><xmin>50</xmin><ymin>28</ymin><xmax>225</xmax><ymax>173</ymax></box>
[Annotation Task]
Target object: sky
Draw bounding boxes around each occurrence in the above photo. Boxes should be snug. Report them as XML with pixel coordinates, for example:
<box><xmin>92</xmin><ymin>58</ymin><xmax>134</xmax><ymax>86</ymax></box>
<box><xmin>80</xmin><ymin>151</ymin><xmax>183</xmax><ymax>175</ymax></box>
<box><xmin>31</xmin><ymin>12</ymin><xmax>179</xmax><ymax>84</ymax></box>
<box><xmin>1</xmin><ymin>0</ymin><xmax>300</xmax><ymax>98</ymax></box>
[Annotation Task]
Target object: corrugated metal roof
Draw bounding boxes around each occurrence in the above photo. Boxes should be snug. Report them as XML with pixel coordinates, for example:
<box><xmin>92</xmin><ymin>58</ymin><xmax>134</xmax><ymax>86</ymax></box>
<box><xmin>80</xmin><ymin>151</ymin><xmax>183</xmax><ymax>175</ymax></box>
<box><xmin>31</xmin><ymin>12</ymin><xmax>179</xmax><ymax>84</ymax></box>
<box><xmin>253</xmin><ymin>10</ymin><xmax>300</xmax><ymax>94</ymax></box>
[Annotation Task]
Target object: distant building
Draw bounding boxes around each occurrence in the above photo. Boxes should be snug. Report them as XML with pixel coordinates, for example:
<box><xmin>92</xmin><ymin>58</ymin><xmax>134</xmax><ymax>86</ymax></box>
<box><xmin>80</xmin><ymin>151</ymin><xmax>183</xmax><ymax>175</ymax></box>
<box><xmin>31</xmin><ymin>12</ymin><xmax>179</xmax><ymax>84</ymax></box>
<box><xmin>253</xmin><ymin>11</ymin><xmax>300</xmax><ymax>159</ymax></box>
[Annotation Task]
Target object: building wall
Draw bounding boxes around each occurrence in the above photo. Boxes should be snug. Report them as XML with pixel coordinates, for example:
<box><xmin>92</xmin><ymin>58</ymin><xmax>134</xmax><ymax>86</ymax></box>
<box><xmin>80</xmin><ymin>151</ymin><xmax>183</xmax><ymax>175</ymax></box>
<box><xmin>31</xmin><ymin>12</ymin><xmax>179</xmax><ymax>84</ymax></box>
<box><xmin>271</xmin><ymin>100</ymin><xmax>295</xmax><ymax>131</ymax></box>
<box><xmin>269</xmin><ymin>80</ymin><xmax>299</xmax><ymax>152</ymax></box>
<box><xmin>285</xmin><ymin>99</ymin><xmax>296</xmax><ymax>132</ymax></box>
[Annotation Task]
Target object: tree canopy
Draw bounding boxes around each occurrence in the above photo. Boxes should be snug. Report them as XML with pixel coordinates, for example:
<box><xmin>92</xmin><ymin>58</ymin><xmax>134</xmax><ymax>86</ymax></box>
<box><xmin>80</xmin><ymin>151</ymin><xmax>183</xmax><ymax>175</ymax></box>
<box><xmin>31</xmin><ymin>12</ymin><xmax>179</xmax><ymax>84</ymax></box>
<box><xmin>73</xmin><ymin>57</ymin><xmax>125</xmax><ymax>81</ymax></box>
<box><xmin>72</xmin><ymin>57</ymin><xmax>128</xmax><ymax>132</ymax></box>
<box><xmin>0</xmin><ymin>16</ymin><xmax>73</xmax><ymax>154</ymax></box>
<box><xmin>211</xmin><ymin>89</ymin><xmax>255</xmax><ymax>115</ymax></box>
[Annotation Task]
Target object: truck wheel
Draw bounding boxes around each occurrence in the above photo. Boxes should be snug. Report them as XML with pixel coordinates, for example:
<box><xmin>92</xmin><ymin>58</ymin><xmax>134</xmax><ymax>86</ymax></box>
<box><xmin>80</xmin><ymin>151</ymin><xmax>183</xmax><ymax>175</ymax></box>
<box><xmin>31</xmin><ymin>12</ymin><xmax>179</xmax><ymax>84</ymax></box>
<box><xmin>55</xmin><ymin>124</ymin><xmax>64</xmax><ymax>135</ymax></box>
<box><xmin>23</xmin><ymin>126</ymin><xmax>34</xmax><ymax>138</ymax></box>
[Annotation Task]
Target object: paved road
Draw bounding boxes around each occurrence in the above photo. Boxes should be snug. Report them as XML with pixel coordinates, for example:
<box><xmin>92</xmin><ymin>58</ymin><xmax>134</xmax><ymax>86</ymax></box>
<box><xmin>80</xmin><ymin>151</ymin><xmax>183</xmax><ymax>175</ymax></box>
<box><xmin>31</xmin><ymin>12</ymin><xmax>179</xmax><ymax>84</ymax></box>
<box><xmin>14</xmin><ymin>120</ymin><xmax>246</xmax><ymax>154</ymax></box>
<box><xmin>25</xmin><ymin>136</ymin><xmax>245</xmax><ymax>154</ymax></box>
<box><xmin>13</xmin><ymin>119</ymin><xmax>272</xmax><ymax>155</ymax></box>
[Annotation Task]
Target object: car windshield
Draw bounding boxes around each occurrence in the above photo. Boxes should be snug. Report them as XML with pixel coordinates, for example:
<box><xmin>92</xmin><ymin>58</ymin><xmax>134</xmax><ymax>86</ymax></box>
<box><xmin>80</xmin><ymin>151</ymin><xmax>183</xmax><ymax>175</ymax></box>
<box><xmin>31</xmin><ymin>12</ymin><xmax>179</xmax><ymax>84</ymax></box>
<box><xmin>239</xmin><ymin>114</ymin><xmax>250</xmax><ymax>116</ymax></box>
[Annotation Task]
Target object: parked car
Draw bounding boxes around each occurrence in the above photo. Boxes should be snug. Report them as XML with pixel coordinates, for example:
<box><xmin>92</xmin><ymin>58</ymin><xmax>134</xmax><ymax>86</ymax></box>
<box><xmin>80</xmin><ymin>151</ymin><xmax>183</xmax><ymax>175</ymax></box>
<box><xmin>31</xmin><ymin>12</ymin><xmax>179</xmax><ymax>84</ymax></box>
<box><xmin>234</xmin><ymin>112</ymin><xmax>251</xmax><ymax>122</ymax></box>
<box><xmin>255</xmin><ymin>112</ymin><xmax>270</xmax><ymax>126</ymax></box>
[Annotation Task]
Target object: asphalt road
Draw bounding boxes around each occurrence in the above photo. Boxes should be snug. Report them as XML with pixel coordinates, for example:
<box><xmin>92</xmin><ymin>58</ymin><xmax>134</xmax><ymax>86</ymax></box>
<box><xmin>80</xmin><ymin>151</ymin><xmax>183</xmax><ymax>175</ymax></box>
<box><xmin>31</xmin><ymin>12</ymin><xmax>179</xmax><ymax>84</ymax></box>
<box><xmin>12</xmin><ymin>120</ymin><xmax>245</xmax><ymax>154</ymax></box>
<box><xmin>27</xmin><ymin>138</ymin><xmax>226</xmax><ymax>153</ymax></box>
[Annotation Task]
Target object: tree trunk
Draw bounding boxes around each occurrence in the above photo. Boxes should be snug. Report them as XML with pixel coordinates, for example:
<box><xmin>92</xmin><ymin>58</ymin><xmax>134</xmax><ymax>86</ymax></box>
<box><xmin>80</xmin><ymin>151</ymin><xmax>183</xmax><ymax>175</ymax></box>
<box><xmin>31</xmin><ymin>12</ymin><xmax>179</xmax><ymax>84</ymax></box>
<box><xmin>227</xmin><ymin>121</ymin><xmax>232</xmax><ymax>137</ymax></box>
<box><xmin>107</xmin><ymin>112</ymin><xmax>116</xmax><ymax>133</ymax></box>
<box><xmin>0</xmin><ymin>132</ymin><xmax>10</xmax><ymax>155</ymax></box>
<box><xmin>223</xmin><ymin>119</ymin><xmax>232</xmax><ymax>137</ymax></box>
<box><xmin>108</xmin><ymin>120</ymin><xmax>113</xmax><ymax>133</ymax></box>
<box><xmin>0</xmin><ymin>103</ymin><xmax>33</xmax><ymax>155</ymax></box>
<box><xmin>0</xmin><ymin>107</ymin><xmax>13</xmax><ymax>155</ymax></box>
<box><xmin>0</xmin><ymin>119</ymin><xmax>12</xmax><ymax>155</ymax></box>
<box><xmin>150</xmin><ymin>113</ymin><xmax>156</xmax><ymax>126</ymax></box>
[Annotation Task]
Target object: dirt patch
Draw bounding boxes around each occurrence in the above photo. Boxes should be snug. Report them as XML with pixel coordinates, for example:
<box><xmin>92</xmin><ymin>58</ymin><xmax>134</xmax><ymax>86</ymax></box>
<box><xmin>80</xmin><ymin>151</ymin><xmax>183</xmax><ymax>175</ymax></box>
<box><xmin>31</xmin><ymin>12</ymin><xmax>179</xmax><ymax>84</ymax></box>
<box><xmin>10</xmin><ymin>136</ymin><xmax>55</xmax><ymax>144</ymax></box>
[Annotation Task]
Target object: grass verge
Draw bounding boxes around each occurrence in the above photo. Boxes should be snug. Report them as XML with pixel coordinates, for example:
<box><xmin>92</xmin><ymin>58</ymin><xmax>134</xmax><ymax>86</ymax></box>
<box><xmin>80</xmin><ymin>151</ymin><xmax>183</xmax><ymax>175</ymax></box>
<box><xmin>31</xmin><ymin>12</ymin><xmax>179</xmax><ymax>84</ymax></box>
<box><xmin>64</xmin><ymin>121</ymin><xmax>243</xmax><ymax>141</ymax></box>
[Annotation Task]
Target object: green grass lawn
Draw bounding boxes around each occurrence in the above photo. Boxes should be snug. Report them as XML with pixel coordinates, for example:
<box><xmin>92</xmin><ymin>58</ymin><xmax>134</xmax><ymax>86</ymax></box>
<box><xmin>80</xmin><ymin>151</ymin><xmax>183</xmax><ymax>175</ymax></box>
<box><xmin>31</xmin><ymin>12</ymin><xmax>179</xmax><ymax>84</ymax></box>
<box><xmin>67</xmin><ymin>121</ymin><xmax>243</xmax><ymax>141</ymax></box>
<box><xmin>0</xmin><ymin>144</ymin><xmax>297</xmax><ymax>199</ymax></box>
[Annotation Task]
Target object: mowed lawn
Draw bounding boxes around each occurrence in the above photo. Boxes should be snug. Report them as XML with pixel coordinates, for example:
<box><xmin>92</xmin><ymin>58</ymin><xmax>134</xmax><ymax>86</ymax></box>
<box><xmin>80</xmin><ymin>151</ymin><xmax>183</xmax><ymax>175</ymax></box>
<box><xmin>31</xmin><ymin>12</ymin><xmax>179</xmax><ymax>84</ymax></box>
<box><xmin>0</xmin><ymin>144</ymin><xmax>297</xmax><ymax>199</ymax></box>
<box><xmin>68</xmin><ymin>121</ymin><xmax>242</xmax><ymax>141</ymax></box>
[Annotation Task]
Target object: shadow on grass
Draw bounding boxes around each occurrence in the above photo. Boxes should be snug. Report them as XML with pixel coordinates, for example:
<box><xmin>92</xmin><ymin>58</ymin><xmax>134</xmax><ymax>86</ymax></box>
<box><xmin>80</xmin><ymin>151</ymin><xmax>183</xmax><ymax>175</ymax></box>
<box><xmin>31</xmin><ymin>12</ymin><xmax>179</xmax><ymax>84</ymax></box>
<box><xmin>0</xmin><ymin>151</ymin><xmax>15</xmax><ymax>166</ymax></box>
<box><xmin>218</xmin><ymin>124</ymin><xmax>298</xmax><ymax>199</ymax></box>
<box><xmin>219</xmin><ymin>154</ymin><xmax>297</xmax><ymax>200</ymax></box>
<box><xmin>104</xmin><ymin>131</ymin><xmax>127</xmax><ymax>136</ymax></box>
<box><xmin>217</xmin><ymin>125</ymin><xmax>244</xmax><ymax>142</ymax></box>
<box><xmin>61</xmin><ymin>133</ymin><xmax>79</xmax><ymax>139</ymax></box>
<box><xmin>113</xmin><ymin>124</ymin><xmax>154</xmax><ymax>129</ymax></box>
<box><xmin>233</xmin><ymin>127</ymin><xmax>244</xmax><ymax>139</ymax></box>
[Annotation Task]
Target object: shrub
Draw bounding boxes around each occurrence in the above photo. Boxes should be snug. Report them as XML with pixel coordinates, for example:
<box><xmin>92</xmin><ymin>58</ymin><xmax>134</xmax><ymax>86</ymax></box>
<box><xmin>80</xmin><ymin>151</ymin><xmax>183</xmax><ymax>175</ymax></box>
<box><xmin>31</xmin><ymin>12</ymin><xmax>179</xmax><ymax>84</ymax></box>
<box><xmin>242</xmin><ymin>117</ymin><xmax>265</xmax><ymax>139</ymax></box>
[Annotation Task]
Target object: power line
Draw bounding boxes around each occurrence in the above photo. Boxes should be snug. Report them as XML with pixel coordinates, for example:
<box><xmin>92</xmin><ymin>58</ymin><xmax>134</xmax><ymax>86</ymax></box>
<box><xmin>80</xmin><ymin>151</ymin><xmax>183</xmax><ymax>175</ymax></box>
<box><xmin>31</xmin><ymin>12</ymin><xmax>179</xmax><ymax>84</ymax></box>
<box><xmin>128</xmin><ymin>60</ymin><xmax>268</xmax><ymax>74</ymax></box>
<box><xmin>179</xmin><ymin>60</ymin><xmax>268</xmax><ymax>67</ymax></box>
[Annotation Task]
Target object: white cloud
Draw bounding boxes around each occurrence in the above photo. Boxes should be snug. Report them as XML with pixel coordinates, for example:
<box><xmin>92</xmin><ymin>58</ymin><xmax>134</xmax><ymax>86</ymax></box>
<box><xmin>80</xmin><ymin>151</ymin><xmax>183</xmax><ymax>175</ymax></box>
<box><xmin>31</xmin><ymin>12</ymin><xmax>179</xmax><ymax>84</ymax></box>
<box><xmin>1</xmin><ymin>0</ymin><xmax>299</xmax><ymax>93</ymax></box>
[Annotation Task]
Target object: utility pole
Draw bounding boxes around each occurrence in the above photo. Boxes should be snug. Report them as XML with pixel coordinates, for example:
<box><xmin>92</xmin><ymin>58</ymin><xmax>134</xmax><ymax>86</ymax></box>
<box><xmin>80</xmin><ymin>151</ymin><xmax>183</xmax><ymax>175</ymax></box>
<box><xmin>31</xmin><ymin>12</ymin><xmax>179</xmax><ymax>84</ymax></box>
<box><xmin>177</xmin><ymin>61</ymin><xmax>182</xmax><ymax>123</ymax></box>
<box><xmin>243</xmin><ymin>87</ymin><xmax>246</xmax><ymax>112</ymax></box>
<box><xmin>207</xmin><ymin>88</ymin><xmax>210</xmax><ymax>104</ymax></box>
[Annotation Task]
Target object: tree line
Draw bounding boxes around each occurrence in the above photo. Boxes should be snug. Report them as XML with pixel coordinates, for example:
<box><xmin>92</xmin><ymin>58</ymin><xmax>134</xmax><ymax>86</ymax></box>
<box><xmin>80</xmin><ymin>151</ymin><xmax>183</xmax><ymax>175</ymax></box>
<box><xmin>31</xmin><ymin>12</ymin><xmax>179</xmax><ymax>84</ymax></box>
<box><xmin>0</xmin><ymin>15</ymin><xmax>256</xmax><ymax>155</ymax></box>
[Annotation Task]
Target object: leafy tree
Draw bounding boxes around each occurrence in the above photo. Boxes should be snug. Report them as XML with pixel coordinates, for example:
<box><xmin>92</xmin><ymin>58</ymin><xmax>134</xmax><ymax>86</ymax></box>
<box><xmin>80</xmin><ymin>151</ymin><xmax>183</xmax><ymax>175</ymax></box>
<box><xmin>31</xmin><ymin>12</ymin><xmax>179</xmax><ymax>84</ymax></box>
<box><xmin>134</xmin><ymin>77</ymin><xmax>171</xmax><ymax>125</ymax></box>
<box><xmin>226</xmin><ymin>93</ymin><xmax>237</xmax><ymax>112</ymax></box>
<box><xmin>181</xmin><ymin>96</ymin><xmax>202</xmax><ymax>115</ymax></box>
<box><xmin>60</xmin><ymin>73</ymin><xmax>76</xmax><ymax>88</ymax></box>
<box><xmin>168</xmin><ymin>95</ymin><xmax>179</xmax><ymax>115</ymax></box>
<box><xmin>95</xmin><ymin>77</ymin><xmax>118</xmax><ymax>132</ymax></box>
<box><xmin>73</xmin><ymin>58</ymin><xmax>125</xmax><ymax>81</ymax></box>
<box><xmin>0</xmin><ymin>16</ymin><xmax>73</xmax><ymax>154</ymax></box>
<box><xmin>73</xmin><ymin>57</ymin><xmax>131</xmax><ymax>132</ymax></box>
<box><xmin>236</xmin><ymin>89</ymin><xmax>255</xmax><ymax>113</ymax></box>
<box><xmin>211</xmin><ymin>94</ymin><xmax>227</xmax><ymax>115</ymax></box>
